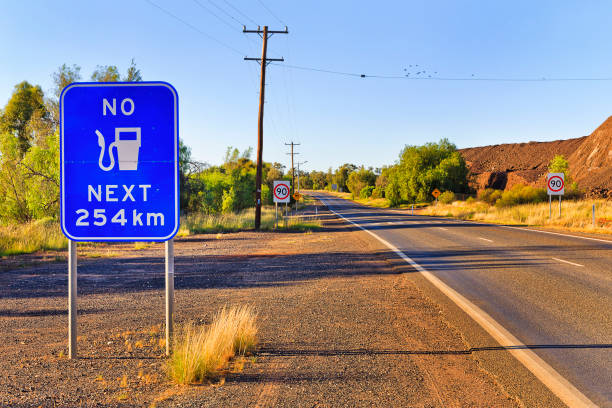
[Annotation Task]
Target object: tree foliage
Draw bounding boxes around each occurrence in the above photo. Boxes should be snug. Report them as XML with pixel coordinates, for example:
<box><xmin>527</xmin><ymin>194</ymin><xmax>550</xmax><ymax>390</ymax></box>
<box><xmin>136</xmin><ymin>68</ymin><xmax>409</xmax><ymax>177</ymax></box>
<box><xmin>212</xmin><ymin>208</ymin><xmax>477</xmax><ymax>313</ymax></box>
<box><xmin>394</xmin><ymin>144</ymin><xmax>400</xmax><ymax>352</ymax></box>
<box><xmin>0</xmin><ymin>61</ymin><xmax>144</xmax><ymax>223</ymax></box>
<box><xmin>91</xmin><ymin>65</ymin><xmax>121</xmax><ymax>82</ymax></box>
<box><xmin>0</xmin><ymin>81</ymin><xmax>48</xmax><ymax>154</ymax></box>
<box><xmin>346</xmin><ymin>167</ymin><xmax>376</xmax><ymax>198</ymax></box>
<box><xmin>548</xmin><ymin>154</ymin><xmax>572</xmax><ymax>184</ymax></box>
<box><xmin>385</xmin><ymin>139</ymin><xmax>469</xmax><ymax>204</ymax></box>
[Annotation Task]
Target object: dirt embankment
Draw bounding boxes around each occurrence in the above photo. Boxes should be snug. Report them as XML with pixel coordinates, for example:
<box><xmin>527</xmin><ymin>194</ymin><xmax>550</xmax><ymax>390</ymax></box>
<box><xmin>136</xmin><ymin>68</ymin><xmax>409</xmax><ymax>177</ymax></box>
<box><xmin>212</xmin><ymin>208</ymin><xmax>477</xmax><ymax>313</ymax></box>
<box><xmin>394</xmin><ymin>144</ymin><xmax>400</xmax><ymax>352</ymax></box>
<box><xmin>460</xmin><ymin>116</ymin><xmax>612</xmax><ymax>198</ymax></box>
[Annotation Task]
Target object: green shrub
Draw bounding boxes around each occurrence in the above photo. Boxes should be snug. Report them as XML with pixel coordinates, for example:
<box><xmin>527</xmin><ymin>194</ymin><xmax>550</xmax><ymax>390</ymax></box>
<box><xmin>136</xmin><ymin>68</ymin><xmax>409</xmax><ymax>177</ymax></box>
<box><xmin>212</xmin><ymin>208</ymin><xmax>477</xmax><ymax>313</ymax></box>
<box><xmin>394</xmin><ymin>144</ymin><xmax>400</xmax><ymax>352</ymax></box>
<box><xmin>438</xmin><ymin>191</ymin><xmax>455</xmax><ymax>204</ymax></box>
<box><xmin>221</xmin><ymin>187</ymin><xmax>235</xmax><ymax>213</ymax></box>
<box><xmin>371</xmin><ymin>186</ymin><xmax>384</xmax><ymax>199</ymax></box>
<box><xmin>347</xmin><ymin>167</ymin><xmax>376</xmax><ymax>198</ymax></box>
<box><xmin>466</xmin><ymin>196</ymin><xmax>475</xmax><ymax>204</ymax></box>
<box><xmin>478</xmin><ymin>188</ymin><xmax>503</xmax><ymax>205</ymax></box>
<box><xmin>495</xmin><ymin>184</ymin><xmax>547</xmax><ymax>207</ymax></box>
<box><xmin>359</xmin><ymin>186</ymin><xmax>375</xmax><ymax>199</ymax></box>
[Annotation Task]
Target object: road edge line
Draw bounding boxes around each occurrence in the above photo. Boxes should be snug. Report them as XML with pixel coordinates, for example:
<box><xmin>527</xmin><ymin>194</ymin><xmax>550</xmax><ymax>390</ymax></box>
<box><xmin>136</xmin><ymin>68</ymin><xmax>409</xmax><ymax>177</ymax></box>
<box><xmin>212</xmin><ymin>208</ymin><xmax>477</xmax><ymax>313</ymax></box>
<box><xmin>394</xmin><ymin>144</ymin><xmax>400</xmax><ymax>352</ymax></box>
<box><xmin>382</xmin><ymin>208</ymin><xmax>612</xmax><ymax>246</ymax></box>
<box><xmin>320</xmin><ymin>197</ymin><xmax>597</xmax><ymax>408</ymax></box>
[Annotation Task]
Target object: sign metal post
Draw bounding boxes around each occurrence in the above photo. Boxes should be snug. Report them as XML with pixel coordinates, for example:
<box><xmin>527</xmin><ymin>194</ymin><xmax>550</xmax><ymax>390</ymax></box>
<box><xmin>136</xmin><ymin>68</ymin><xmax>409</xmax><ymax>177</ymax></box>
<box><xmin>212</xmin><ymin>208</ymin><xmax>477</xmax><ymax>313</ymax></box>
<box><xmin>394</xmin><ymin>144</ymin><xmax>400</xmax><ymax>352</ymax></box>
<box><xmin>165</xmin><ymin>239</ymin><xmax>174</xmax><ymax>356</ymax></box>
<box><xmin>68</xmin><ymin>240</ymin><xmax>77</xmax><ymax>359</ymax></box>
<box><xmin>549</xmin><ymin>195</ymin><xmax>552</xmax><ymax>220</ymax></box>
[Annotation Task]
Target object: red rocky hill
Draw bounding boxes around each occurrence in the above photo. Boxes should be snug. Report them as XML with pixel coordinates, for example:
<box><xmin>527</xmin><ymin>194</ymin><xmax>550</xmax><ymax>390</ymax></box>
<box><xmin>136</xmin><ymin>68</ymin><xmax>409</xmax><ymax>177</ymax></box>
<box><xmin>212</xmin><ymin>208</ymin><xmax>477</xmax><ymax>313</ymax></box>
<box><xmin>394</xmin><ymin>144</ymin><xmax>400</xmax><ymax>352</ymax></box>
<box><xmin>460</xmin><ymin>116</ymin><xmax>612</xmax><ymax>198</ymax></box>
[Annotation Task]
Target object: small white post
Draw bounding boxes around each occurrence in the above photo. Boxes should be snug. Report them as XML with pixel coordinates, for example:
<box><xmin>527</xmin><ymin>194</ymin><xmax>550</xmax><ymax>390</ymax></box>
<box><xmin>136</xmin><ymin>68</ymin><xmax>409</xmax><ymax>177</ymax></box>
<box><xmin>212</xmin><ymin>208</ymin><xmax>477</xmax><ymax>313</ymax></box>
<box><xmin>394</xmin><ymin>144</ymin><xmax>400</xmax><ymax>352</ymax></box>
<box><xmin>412</xmin><ymin>204</ymin><xmax>414</xmax><ymax>216</ymax></box>
<box><xmin>549</xmin><ymin>195</ymin><xmax>552</xmax><ymax>220</ymax></box>
<box><xmin>165</xmin><ymin>239</ymin><xmax>174</xmax><ymax>356</ymax></box>
<box><xmin>68</xmin><ymin>240</ymin><xmax>77</xmax><ymax>359</ymax></box>
<box><xmin>593</xmin><ymin>204</ymin><xmax>596</xmax><ymax>228</ymax></box>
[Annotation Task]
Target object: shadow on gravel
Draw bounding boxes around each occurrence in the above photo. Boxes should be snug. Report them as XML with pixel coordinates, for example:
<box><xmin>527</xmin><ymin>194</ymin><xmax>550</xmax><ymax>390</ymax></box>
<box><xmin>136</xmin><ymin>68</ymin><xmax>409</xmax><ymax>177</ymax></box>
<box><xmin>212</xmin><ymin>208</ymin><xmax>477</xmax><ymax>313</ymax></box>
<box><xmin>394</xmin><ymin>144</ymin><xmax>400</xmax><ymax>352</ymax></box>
<box><xmin>0</xmin><ymin>249</ymin><xmax>400</xmax><ymax>299</ymax></box>
<box><xmin>3</xmin><ymin>239</ymin><xmax>607</xmax><ymax>300</ymax></box>
<box><xmin>0</xmin><ymin>308</ymin><xmax>106</xmax><ymax>317</ymax></box>
<box><xmin>177</xmin><ymin>236</ymin><xmax>250</xmax><ymax>243</ymax></box>
<box><xmin>257</xmin><ymin>343</ymin><xmax>612</xmax><ymax>357</ymax></box>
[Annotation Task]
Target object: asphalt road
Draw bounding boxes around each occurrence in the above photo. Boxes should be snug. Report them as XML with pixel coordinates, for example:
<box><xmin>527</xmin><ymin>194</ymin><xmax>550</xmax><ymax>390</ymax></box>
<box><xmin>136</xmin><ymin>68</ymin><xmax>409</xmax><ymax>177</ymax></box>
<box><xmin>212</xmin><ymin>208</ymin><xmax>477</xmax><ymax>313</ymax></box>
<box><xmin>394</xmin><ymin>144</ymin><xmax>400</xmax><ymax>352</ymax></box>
<box><xmin>312</xmin><ymin>192</ymin><xmax>612</xmax><ymax>407</ymax></box>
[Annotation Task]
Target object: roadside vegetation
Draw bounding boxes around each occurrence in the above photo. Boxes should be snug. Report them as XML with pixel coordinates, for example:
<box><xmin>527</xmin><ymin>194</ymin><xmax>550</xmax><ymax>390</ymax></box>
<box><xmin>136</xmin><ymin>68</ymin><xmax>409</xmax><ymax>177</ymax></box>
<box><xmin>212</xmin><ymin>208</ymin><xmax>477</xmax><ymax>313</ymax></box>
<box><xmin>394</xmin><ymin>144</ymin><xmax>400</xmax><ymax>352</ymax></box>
<box><xmin>0</xmin><ymin>218</ymin><xmax>66</xmax><ymax>256</ymax></box>
<box><xmin>178</xmin><ymin>206</ymin><xmax>320</xmax><ymax>235</ymax></box>
<box><xmin>298</xmin><ymin>139</ymin><xmax>471</xmax><ymax>206</ymax></box>
<box><xmin>312</xmin><ymin>152</ymin><xmax>610</xmax><ymax>235</ymax></box>
<box><xmin>168</xmin><ymin>305</ymin><xmax>257</xmax><ymax>384</ymax></box>
<box><xmin>422</xmin><ymin>198</ymin><xmax>612</xmax><ymax>234</ymax></box>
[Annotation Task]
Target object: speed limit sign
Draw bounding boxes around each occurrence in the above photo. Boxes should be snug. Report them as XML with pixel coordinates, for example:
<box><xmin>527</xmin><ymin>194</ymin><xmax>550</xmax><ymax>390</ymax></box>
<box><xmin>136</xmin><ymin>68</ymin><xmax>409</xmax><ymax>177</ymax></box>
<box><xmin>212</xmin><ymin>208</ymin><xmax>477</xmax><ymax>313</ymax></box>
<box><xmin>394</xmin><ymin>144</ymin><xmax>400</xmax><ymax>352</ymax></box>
<box><xmin>273</xmin><ymin>181</ymin><xmax>291</xmax><ymax>203</ymax></box>
<box><xmin>547</xmin><ymin>173</ymin><xmax>565</xmax><ymax>195</ymax></box>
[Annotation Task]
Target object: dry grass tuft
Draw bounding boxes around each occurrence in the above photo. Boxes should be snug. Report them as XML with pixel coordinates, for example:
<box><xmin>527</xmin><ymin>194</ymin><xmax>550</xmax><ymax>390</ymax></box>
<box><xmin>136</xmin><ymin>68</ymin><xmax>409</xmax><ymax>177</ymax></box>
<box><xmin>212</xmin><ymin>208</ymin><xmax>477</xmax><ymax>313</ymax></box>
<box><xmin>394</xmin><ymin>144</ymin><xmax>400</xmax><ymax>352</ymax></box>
<box><xmin>421</xmin><ymin>198</ymin><xmax>612</xmax><ymax>234</ymax></box>
<box><xmin>134</xmin><ymin>242</ymin><xmax>153</xmax><ymax>250</ymax></box>
<box><xmin>119</xmin><ymin>374</ymin><xmax>128</xmax><ymax>388</ymax></box>
<box><xmin>178</xmin><ymin>206</ymin><xmax>320</xmax><ymax>235</ymax></box>
<box><xmin>0</xmin><ymin>218</ymin><xmax>66</xmax><ymax>256</ymax></box>
<box><xmin>168</xmin><ymin>305</ymin><xmax>257</xmax><ymax>384</ymax></box>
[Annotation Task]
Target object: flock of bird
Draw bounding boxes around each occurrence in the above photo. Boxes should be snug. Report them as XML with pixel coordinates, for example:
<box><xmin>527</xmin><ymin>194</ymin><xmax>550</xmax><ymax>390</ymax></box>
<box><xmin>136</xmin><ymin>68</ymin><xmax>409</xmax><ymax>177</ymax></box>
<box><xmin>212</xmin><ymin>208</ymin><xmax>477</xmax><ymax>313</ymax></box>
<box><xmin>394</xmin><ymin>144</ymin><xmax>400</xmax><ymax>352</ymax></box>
<box><xmin>403</xmin><ymin>65</ymin><xmax>438</xmax><ymax>78</ymax></box>
<box><xmin>403</xmin><ymin>66</ymin><xmax>476</xmax><ymax>78</ymax></box>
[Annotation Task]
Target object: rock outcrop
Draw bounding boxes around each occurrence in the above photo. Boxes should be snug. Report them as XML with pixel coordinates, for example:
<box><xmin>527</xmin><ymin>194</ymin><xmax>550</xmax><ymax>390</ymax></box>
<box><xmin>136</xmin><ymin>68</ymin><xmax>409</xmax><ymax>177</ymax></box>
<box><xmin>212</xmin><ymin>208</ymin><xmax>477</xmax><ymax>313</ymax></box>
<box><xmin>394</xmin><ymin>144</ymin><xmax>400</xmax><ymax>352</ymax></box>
<box><xmin>460</xmin><ymin>116</ymin><xmax>612</xmax><ymax>197</ymax></box>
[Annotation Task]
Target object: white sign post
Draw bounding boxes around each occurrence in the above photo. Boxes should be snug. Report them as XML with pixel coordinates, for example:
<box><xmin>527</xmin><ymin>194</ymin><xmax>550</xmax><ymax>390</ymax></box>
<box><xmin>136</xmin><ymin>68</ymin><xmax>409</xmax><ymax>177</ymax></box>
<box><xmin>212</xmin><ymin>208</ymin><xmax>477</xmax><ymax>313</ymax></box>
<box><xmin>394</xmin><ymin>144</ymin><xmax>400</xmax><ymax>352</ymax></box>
<box><xmin>547</xmin><ymin>173</ymin><xmax>565</xmax><ymax>219</ymax></box>
<box><xmin>273</xmin><ymin>181</ymin><xmax>290</xmax><ymax>229</ymax></box>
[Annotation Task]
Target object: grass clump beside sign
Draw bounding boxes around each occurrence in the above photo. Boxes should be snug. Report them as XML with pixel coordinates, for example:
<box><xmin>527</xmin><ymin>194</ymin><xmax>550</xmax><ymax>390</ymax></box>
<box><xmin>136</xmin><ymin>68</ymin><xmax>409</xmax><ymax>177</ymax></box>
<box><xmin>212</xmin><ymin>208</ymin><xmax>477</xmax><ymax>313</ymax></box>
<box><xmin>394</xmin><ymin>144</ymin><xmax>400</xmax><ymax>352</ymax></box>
<box><xmin>168</xmin><ymin>305</ymin><xmax>258</xmax><ymax>384</ymax></box>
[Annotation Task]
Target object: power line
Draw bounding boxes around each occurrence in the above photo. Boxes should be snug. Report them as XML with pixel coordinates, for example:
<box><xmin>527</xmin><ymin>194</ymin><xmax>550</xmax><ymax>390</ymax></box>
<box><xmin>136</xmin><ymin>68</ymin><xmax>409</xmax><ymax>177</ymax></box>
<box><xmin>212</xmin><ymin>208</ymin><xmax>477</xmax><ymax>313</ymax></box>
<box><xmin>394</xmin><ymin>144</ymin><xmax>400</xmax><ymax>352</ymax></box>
<box><xmin>285</xmin><ymin>142</ymin><xmax>300</xmax><ymax>197</ymax></box>
<box><xmin>255</xmin><ymin>0</ymin><xmax>286</xmax><ymax>26</ymax></box>
<box><xmin>272</xmin><ymin>63</ymin><xmax>612</xmax><ymax>82</ymax></box>
<box><xmin>221</xmin><ymin>0</ymin><xmax>258</xmax><ymax>26</ymax></box>
<box><xmin>145</xmin><ymin>0</ymin><xmax>245</xmax><ymax>55</ymax></box>
<box><xmin>206</xmin><ymin>0</ymin><xmax>245</xmax><ymax>26</ymax></box>
<box><xmin>192</xmin><ymin>0</ymin><xmax>238</xmax><ymax>31</ymax></box>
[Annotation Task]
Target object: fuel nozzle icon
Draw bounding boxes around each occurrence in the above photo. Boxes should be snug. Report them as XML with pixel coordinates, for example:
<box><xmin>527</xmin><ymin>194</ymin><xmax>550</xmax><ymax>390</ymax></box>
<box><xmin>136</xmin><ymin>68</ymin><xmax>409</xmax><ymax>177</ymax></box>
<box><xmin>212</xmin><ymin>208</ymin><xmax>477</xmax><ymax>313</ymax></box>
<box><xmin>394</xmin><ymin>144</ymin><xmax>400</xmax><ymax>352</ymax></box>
<box><xmin>96</xmin><ymin>127</ymin><xmax>141</xmax><ymax>171</ymax></box>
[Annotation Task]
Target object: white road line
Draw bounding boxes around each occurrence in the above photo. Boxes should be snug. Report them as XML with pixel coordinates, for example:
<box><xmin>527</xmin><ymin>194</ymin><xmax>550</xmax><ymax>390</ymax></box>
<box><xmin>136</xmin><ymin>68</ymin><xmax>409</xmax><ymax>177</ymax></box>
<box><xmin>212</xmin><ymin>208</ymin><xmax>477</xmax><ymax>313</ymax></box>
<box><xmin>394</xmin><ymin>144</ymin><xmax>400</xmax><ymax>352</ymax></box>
<box><xmin>501</xmin><ymin>225</ymin><xmax>612</xmax><ymax>245</ymax></box>
<box><xmin>552</xmin><ymin>257</ymin><xmax>584</xmax><ymax>267</ymax></box>
<box><xmin>385</xmin><ymin>208</ymin><xmax>612</xmax><ymax>246</ymax></box>
<box><xmin>437</xmin><ymin>227</ymin><xmax>449</xmax><ymax>231</ymax></box>
<box><xmin>318</xmin><ymin>197</ymin><xmax>596</xmax><ymax>408</ymax></box>
<box><xmin>479</xmin><ymin>237</ymin><xmax>494</xmax><ymax>243</ymax></box>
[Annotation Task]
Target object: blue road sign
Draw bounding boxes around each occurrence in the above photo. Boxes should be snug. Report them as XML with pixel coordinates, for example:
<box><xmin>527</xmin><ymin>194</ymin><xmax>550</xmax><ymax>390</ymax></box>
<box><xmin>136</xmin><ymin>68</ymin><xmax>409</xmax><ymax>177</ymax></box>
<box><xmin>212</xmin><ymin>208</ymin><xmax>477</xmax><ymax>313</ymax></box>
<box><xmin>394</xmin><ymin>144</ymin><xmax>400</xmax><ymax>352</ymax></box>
<box><xmin>60</xmin><ymin>82</ymin><xmax>179</xmax><ymax>241</ymax></box>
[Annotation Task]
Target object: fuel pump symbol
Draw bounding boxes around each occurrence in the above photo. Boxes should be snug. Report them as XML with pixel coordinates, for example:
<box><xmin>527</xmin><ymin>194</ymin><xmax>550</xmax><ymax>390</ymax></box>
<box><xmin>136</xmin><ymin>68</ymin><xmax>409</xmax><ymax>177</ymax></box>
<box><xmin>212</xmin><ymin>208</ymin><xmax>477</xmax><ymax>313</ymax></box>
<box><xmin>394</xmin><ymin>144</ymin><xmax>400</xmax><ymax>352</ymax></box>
<box><xmin>96</xmin><ymin>127</ymin><xmax>141</xmax><ymax>171</ymax></box>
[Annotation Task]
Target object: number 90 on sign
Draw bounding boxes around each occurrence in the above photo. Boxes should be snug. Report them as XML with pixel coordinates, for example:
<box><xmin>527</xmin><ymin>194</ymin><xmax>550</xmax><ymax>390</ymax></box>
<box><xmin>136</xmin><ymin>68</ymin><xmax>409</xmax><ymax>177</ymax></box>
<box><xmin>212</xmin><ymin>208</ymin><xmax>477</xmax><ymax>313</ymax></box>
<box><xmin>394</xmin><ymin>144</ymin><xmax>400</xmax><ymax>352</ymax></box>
<box><xmin>273</xmin><ymin>181</ymin><xmax>290</xmax><ymax>203</ymax></box>
<box><xmin>547</xmin><ymin>173</ymin><xmax>564</xmax><ymax>195</ymax></box>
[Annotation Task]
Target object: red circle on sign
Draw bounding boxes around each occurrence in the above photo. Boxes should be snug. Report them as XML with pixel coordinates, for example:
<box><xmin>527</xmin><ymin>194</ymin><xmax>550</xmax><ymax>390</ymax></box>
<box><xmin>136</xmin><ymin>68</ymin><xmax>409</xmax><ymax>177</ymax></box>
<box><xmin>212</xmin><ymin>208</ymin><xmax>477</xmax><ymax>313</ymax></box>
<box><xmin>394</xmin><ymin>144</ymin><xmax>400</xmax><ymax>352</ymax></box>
<box><xmin>274</xmin><ymin>183</ymin><xmax>290</xmax><ymax>200</ymax></box>
<box><xmin>548</xmin><ymin>176</ymin><xmax>564</xmax><ymax>192</ymax></box>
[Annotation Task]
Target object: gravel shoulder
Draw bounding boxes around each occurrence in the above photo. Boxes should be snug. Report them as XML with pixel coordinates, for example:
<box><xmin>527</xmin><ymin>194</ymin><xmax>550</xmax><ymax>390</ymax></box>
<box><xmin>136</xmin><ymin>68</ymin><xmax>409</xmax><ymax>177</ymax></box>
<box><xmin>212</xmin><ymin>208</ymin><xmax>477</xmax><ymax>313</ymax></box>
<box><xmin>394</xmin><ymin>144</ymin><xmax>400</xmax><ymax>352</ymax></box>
<box><xmin>1</xmin><ymin>206</ymin><xmax>519</xmax><ymax>407</ymax></box>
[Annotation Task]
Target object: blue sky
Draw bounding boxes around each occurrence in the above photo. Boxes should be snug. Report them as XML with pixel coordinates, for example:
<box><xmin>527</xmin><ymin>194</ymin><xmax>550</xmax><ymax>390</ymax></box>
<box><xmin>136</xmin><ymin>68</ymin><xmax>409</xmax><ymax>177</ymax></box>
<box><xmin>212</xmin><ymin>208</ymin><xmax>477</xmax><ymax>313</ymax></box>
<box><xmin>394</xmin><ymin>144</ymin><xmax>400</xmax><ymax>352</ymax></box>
<box><xmin>2</xmin><ymin>0</ymin><xmax>612</xmax><ymax>171</ymax></box>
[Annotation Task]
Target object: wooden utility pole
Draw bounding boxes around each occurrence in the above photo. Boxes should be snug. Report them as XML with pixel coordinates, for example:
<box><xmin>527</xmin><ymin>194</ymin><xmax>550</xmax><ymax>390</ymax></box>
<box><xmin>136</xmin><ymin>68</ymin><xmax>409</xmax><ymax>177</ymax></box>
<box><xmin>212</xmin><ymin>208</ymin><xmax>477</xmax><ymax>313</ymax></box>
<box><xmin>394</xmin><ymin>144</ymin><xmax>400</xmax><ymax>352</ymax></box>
<box><xmin>244</xmin><ymin>25</ymin><xmax>288</xmax><ymax>230</ymax></box>
<box><xmin>285</xmin><ymin>142</ymin><xmax>300</xmax><ymax>196</ymax></box>
<box><xmin>296</xmin><ymin>160</ymin><xmax>308</xmax><ymax>192</ymax></box>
